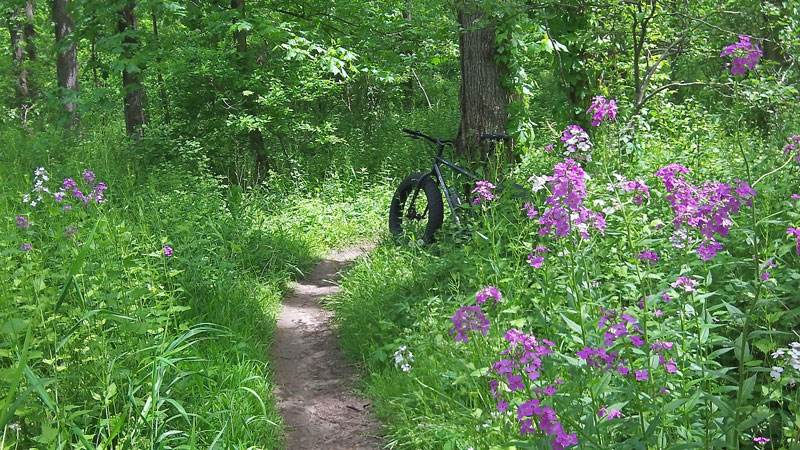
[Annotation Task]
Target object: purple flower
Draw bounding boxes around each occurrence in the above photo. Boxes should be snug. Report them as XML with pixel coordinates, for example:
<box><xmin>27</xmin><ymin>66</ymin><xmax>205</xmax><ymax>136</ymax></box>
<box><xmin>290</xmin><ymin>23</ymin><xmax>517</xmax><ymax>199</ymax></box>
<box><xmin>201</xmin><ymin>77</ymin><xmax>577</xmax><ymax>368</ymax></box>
<box><xmin>662</xmin><ymin>293</ymin><xmax>672</xmax><ymax>302</ymax></box>
<box><xmin>522</xmin><ymin>202</ymin><xmax>539</xmax><ymax>220</ymax></box>
<box><xmin>720</xmin><ymin>35</ymin><xmax>762</xmax><ymax>75</ymax></box>
<box><xmin>15</xmin><ymin>216</ymin><xmax>29</xmax><ymax>228</ymax></box>
<box><xmin>64</xmin><ymin>205</ymin><xmax>72</xmax><ymax>211</ymax></box>
<box><xmin>671</xmin><ymin>277</ymin><xmax>698</xmax><ymax>292</ymax></box>
<box><xmin>629</xmin><ymin>335</ymin><xmax>645</xmax><ymax>347</ymax></box>
<box><xmin>753</xmin><ymin>437</ymin><xmax>770</xmax><ymax>445</ymax></box>
<box><xmin>617</xmin><ymin>366</ymin><xmax>629</xmax><ymax>375</ymax></box>
<box><xmin>761</xmin><ymin>272</ymin><xmax>770</xmax><ymax>280</ymax></box>
<box><xmin>544</xmin><ymin>143</ymin><xmax>554</xmax><ymax>152</ymax></box>
<box><xmin>449</xmin><ymin>305</ymin><xmax>490</xmax><ymax>342</ymax></box>
<box><xmin>560</xmin><ymin>125</ymin><xmax>593</xmax><ymax>161</ymax></box>
<box><xmin>635</xmin><ymin>370</ymin><xmax>649</xmax><ymax>381</ymax></box>
<box><xmin>476</xmin><ymin>286</ymin><xmax>502</xmax><ymax>305</ymax></box>
<box><xmin>538</xmin><ymin>159</ymin><xmax>605</xmax><ymax>239</ymax></box>
<box><xmin>163</xmin><ymin>245</ymin><xmax>173</xmax><ymax>257</ymax></box>
<box><xmin>786</xmin><ymin>136</ymin><xmax>800</xmax><ymax>162</ymax></box>
<box><xmin>697</xmin><ymin>239</ymin><xmax>723</xmax><ymax>261</ymax></box>
<box><xmin>586</xmin><ymin>95</ymin><xmax>618</xmax><ymax>126</ymax></box>
<box><xmin>472</xmin><ymin>180</ymin><xmax>497</xmax><ymax>205</ymax></box>
<box><xmin>82</xmin><ymin>170</ymin><xmax>96</xmax><ymax>184</ymax></box>
<box><xmin>21</xmin><ymin>244</ymin><xmax>33</xmax><ymax>251</ymax></box>
<box><xmin>788</xmin><ymin>227</ymin><xmax>800</xmax><ymax>254</ymax></box>
<box><xmin>507</xmin><ymin>374</ymin><xmax>525</xmax><ymax>391</ymax></box>
<box><xmin>497</xmin><ymin>399</ymin><xmax>509</xmax><ymax>413</ymax></box>
<box><xmin>598</xmin><ymin>405</ymin><xmax>622</xmax><ymax>420</ymax></box>
<box><xmin>528</xmin><ymin>254</ymin><xmax>544</xmax><ymax>268</ymax></box>
<box><xmin>637</xmin><ymin>250</ymin><xmax>658</xmax><ymax>264</ymax></box>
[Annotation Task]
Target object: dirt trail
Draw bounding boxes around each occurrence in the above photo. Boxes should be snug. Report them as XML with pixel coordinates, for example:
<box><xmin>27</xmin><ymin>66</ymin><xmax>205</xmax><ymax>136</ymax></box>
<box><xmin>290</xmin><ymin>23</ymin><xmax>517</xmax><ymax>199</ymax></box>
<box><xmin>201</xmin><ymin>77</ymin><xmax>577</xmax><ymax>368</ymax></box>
<box><xmin>272</xmin><ymin>247</ymin><xmax>381</xmax><ymax>449</ymax></box>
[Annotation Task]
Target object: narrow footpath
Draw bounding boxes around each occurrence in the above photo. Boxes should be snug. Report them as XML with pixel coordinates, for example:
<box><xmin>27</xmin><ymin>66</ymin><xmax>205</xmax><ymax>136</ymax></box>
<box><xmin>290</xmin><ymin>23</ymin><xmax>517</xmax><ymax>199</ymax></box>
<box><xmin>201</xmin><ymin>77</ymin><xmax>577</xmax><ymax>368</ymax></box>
<box><xmin>272</xmin><ymin>247</ymin><xmax>381</xmax><ymax>449</ymax></box>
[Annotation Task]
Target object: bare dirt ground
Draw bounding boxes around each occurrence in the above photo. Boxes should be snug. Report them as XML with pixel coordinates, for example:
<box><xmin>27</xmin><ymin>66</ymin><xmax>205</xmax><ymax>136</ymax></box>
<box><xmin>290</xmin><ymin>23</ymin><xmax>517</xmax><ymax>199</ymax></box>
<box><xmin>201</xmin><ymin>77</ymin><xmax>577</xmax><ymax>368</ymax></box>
<box><xmin>272</xmin><ymin>246</ymin><xmax>381</xmax><ymax>449</ymax></box>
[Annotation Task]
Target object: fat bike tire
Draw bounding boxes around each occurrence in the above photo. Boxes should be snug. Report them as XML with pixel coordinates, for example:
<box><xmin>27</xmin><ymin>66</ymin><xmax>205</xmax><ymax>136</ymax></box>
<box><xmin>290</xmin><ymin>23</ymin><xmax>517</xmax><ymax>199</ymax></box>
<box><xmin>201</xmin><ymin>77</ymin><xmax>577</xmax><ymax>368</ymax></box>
<box><xmin>389</xmin><ymin>172</ymin><xmax>444</xmax><ymax>244</ymax></box>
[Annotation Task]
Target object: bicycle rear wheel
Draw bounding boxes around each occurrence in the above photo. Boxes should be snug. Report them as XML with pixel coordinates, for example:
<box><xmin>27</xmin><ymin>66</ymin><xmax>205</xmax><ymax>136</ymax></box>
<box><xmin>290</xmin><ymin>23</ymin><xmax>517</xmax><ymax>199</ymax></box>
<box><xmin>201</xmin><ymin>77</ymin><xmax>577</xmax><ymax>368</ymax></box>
<box><xmin>389</xmin><ymin>173</ymin><xmax>444</xmax><ymax>244</ymax></box>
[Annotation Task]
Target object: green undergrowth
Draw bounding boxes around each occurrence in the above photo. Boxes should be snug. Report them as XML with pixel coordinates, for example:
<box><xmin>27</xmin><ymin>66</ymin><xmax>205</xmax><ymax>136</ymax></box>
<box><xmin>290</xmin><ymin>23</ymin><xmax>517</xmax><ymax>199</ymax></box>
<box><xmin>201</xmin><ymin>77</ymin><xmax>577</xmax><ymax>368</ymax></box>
<box><xmin>0</xmin><ymin>128</ymin><xmax>389</xmax><ymax>449</ymax></box>
<box><xmin>331</xmin><ymin>130</ymin><xmax>800</xmax><ymax>449</ymax></box>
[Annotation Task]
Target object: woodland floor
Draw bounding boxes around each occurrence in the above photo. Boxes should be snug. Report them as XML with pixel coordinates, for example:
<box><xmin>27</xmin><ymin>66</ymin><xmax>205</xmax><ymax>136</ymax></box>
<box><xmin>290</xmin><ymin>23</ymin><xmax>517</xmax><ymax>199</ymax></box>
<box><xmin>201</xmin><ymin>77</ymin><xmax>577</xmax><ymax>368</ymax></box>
<box><xmin>272</xmin><ymin>246</ymin><xmax>382</xmax><ymax>449</ymax></box>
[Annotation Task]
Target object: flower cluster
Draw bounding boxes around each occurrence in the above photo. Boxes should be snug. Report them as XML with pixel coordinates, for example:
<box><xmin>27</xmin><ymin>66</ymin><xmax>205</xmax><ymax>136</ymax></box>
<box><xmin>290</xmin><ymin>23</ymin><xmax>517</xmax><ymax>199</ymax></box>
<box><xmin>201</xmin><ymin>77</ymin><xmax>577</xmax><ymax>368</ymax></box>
<box><xmin>784</xmin><ymin>135</ymin><xmax>800</xmax><ymax>162</ymax></box>
<box><xmin>560</xmin><ymin>125</ymin><xmax>593</xmax><ymax>161</ymax></box>
<box><xmin>486</xmin><ymin>330</ymin><xmax>575</xmax><ymax>448</ymax></box>
<box><xmin>637</xmin><ymin>250</ymin><xmax>658</xmax><ymax>265</ymax></box>
<box><xmin>476</xmin><ymin>286</ymin><xmax>502</xmax><ymax>305</ymax></box>
<box><xmin>586</xmin><ymin>96</ymin><xmax>618</xmax><ymax>127</ymax></box>
<box><xmin>393</xmin><ymin>345</ymin><xmax>414</xmax><ymax>372</ymax></box>
<box><xmin>576</xmin><ymin>308</ymin><xmax>675</xmax><ymax>384</ymax></box>
<box><xmin>22</xmin><ymin>167</ymin><xmax>51</xmax><ymax>207</ymax></box>
<box><xmin>163</xmin><ymin>245</ymin><xmax>174</xmax><ymax>257</ymax></box>
<box><xmin>787</xmin><ymin>227</ymin><xmax>800</xmax><ymax>254</ymax></box>
<box><xmin>720</xmin><ymin>35</ymin><xmax>762</xmax><ymax>75</ymax></box>
<box><xmin>771</xmin><ymin>342</ymin><xmax>800</xmax><ymax>378</ymax></box>
<box><xmin>22</xmin><ymin>167</ymin><xmax>108</xmax><ymax>210</ymax></box>
<box><xmin>597</xmin><ymin>405</ymin><xmax>622</xmax><ymax>420</ymax></box>
<box><xmin>655</xmin><ymin>164</ymin><xmax>755</xmax><ymax>261</ymax></box>
<box><xmin>613</xmin><ymin>174</ymin><xmax>650</xmax><ymax>205</ymax></box>
<box><xmin>472</xmin><ymin>181</ymin><xmax>497</xmax><ymax>205</ymax></box>
<box><xmin>671</xmin><ymin>276</ymin><xmax>698</xmax><ymax>292</ymax></box>
<box><xmin>522</xmin><ymin>202</ymin><xmax>538</xmax><ymax>220</ymax></box>
<box><xmin>527</xmin><ymin>246</ymin><xmax>551</xmax><ymax>269</ymax></box>
<box><xmin>537</xmin><ymin>159</ymin><xmax>606</xmax><ymax>240</ymax></box>
<box><xmin>449</xmin><ymin>305</ymin><xmax>490</xmax><ymax>343</ymax></box>
<box><xmin>15</xmin><ymin>216</ymin><xmax>29</xmax><ymax>228</ymax></box>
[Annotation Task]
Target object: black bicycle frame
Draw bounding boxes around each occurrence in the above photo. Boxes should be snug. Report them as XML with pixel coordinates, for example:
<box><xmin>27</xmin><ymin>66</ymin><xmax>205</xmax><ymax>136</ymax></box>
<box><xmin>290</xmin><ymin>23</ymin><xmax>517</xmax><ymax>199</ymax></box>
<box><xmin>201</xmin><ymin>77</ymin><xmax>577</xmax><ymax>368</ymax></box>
<box><xmin>407</xmin><ymin>154</ymin><xmax>478</xmax><ymax>227</ymax></box>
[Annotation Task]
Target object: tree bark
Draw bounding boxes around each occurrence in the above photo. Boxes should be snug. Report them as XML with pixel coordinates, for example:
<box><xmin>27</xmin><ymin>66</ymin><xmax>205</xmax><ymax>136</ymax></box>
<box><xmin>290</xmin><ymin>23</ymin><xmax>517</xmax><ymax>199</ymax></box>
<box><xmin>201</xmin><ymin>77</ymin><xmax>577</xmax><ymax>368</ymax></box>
<box><xmin>7</xmin><ymin>7</ymin><xmax>31</xmax><ymax>124</ymax></box>
<box><xmin>118</xmin><ymin>2</ymin><xmax>144</xmax><ymax>138</ymax></box>
<box><xmin>23</xmin><ymin>1</ymin><xmax>35</xmax><ymax>61</ymax></box>
<box><xmin>454</xmin><ymin>1</ymin><xmax>512</xmax><ymax>163</ymax></box>
<box><xmin>53</xmin><ymin>0</ymin><xmax>79</xmax><ymax>128</ymax></box>
<box><xmin>231</xmin><ymin>0</ymin><xmax>247</xmax><ymax>57</ymax></box>
<box><xmin>231</xmin><ymin>0</ymin><xmax>270</xmax><ymax>176</ymax></box>
<box><xmin>151</xmin><ymin>9</ymin><xmax>170</xmax><ymax>124</ymax></box>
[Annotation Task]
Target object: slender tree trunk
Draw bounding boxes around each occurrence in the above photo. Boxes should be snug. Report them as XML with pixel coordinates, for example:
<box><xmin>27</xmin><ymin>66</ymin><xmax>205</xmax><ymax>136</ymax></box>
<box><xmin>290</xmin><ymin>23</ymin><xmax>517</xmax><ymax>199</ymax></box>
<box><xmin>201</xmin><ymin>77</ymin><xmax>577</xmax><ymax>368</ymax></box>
<box><xmin>54</xmin><ymin>0</ymin><xmax>79</xmax><ymax>128</ymax></box>
<box><xmin>150</xmin><ymin>10</ymin><xmax>170</xmax><ymax>124</ymax></box>
<box><xmin>231</xmin><ymin>0</ymin><xmax>270</xmax><ymax>177</ymax></box>
<box><xmin>8</xmin><ymin>8</ymin><xmax>31</xmax><ymax>124</ymax></box>
<box><xmin>23</xmin><ymin>2</ymin><xmax>35</xmax><ymax>61</ymax></box>
<box><xmin>231</xmin><ymin>0</ymin><xmax>247</xmax><ymax>57</ymax></box>
<box><xmin>454</xmin><ymin>1</ymin><xmax>512</xmax><ymax>162</ymax></box>
<box><xmin>118</xmin><ymin>2</ymin><xmax>144</xmax><ymax>138</ymax></box>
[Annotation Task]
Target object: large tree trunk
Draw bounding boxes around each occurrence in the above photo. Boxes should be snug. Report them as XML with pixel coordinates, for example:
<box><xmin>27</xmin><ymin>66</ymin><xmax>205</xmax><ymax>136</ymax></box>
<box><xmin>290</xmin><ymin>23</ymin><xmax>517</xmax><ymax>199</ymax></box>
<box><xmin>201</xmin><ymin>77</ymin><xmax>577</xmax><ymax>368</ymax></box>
<box><xmin>7</xmin><ymin>7</ymin><xmax>32</xmax><ymax>124</ymax></box>
<box><xmin>53</xmin><ymin>0</ymin><xmax>79</xmax><ymax>128</ymax></box>
<box><xmin>454</xmin><ymin>2</ymin><xmax>512</xmax><ymax>163</ymax></box>
<box><xmin>118</xmin><ymin>2</ymin><xmax>144</xmax><ymax>138</ymax></box>
<box><xmin>231</xmin><ymin>0</ymin><xmax>270</xmax><ymax>177</ymax></box>
<box><xmin>23</xmin><ymin>2</ymin><xmax>35</xmax><ymax>61</ymax></box>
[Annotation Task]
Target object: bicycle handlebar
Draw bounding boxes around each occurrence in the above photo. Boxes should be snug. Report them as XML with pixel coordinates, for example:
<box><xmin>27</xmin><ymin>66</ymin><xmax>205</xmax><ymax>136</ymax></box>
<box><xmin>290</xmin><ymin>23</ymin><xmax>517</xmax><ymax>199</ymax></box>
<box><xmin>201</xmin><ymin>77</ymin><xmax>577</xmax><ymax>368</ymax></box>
<box><xmin>402</xmin><ymin>128</ymin><xmax>454</xmax><ymax>146</ymax></box>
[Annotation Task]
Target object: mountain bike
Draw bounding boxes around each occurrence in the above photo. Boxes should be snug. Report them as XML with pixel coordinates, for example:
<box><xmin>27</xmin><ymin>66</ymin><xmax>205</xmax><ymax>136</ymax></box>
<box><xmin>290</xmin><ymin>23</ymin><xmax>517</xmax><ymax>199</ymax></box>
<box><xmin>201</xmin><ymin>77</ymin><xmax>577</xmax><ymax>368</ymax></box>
<box><xmin>389</xmin><ymin>128</ymin><xmax>512</xmax><ymax>243</ymax></box>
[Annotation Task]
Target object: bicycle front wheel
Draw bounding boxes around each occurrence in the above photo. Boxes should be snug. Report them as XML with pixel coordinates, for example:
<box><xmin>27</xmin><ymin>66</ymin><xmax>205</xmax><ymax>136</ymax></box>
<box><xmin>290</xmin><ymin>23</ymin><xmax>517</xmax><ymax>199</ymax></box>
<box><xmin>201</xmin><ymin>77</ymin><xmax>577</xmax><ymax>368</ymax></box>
<box><xmin>389</xmin><ymin>172</ymin><xmax>444</xmax><ymax>244</ymax></box>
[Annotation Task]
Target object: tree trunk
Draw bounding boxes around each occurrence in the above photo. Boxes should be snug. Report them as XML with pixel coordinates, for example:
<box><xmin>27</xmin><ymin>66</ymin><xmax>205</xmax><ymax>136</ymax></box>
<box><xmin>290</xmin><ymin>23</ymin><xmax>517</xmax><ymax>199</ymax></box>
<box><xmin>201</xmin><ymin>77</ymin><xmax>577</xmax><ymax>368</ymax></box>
<box><xmin>231</xmin><ymin>0</ymin><xmax>270</xmax><ymax>176</ymax></box>
<box><xmin>23</xmin><ymin>2</ymin><xmax>35</xmax><ymax>61</ymax></box>
<box><xmin>151</xmin><ymin>10</ymin><xmax>170</xmax><ymax>124</ymax></box>
<box><xmin>231</xmin><ymin>0</ymin><xmax>247</xmax><ymax>57</ymax></box>
<box><xmin>53</xmin><ymin>0</ymin><xmax>79</xmax><ymax>128</ymax></box>
<box><xmin>7</xmin><ymin>7</ymin><xmax>31</xmax><ymax>124</ymax></box>
<box><xmin>118</xmin><ymin>2</ymin><xmax>144</xmax><ymax>138</ymax></box>
<box><xmin>454</xmin><ymin>1</ymin><xmax>512</xmax><ymax>163</ymax></box>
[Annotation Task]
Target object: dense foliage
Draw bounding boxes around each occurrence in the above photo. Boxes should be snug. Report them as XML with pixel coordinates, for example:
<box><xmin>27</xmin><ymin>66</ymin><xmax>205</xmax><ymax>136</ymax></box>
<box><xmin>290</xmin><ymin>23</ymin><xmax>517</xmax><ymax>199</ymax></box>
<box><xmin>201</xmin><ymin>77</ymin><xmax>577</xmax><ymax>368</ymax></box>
<box><xmin>2</xmin><ymin>0</ymin><xmax>800</xmax><ymax>448</ymax></box>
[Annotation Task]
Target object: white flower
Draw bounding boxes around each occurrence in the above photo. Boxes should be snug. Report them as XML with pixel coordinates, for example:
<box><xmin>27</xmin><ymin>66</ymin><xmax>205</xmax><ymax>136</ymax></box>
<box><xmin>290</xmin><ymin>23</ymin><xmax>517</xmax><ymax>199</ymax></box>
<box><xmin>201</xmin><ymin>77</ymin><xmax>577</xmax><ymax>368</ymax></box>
<box><xmin>772</xmin><ymin>349</ymin><xmax>785</xmax><ymax>359</ymax></box>
<box><xmin>528</xmin><ymin>174</ymin><xmax>549</xmax><ymax>193</ymax></box>
<box><xmin>9</xmin><ymin>423</ymin><xmax>21</xmax><ymax>432</ymax></box>
<box><xmin>770</xmin><ymin>366</ymin><xmax>783</xmax><ymax>379</ymax></box>
<box><xmin>401</xmin><ymin>363</ymin><xmax>411</xmax><ymax>372</ymax></box>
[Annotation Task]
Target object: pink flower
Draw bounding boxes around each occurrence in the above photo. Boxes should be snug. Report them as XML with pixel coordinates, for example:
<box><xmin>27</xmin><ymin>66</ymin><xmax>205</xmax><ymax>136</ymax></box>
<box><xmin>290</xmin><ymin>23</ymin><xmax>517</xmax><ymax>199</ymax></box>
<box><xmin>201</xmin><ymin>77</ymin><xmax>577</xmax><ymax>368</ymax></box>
<box><xmin>671</xmin><ymin>277</ymin><xmax>698</xmax><ymax>292</ymax></box>
<box><xmin>635</xmin><ymin>370</ymin><xmax>649</xmax><ymax>381</ymax></box>
<box><xmin>528</xmin><ymin>254</ymin><xmax>545</xmax><ymax>268</ymax></box>
<box><xmin>753</xmin><ymin>436</ymin><xmax>770</xmax><ymax>445</ymax></box>
<box><xmin>476</xmin><ymin>286</ymin><xmax>502</xmax><ymax>305</ymax></box>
